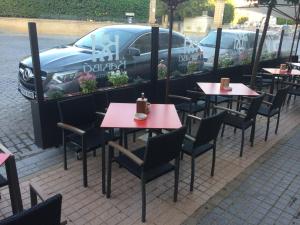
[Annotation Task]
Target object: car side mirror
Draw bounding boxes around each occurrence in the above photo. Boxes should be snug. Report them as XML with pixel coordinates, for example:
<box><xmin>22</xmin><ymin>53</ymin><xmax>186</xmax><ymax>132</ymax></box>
<box><xmin>127</xmin><ymin>47</ymin><xmax>140</xmax><ymax>57</ymax></box>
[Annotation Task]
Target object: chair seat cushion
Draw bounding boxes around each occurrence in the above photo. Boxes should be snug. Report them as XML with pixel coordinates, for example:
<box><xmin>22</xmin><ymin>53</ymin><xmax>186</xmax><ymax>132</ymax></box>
<box><xmin>115</xmin><ymin>147</ymin><xmax>174</xmax><ymax>183</ymax></box>
<box><xmin>223</xmin><ymin>113</ymin><xmax>253</xmax><ymax>129</ymax></box>
<box><xmin>176</xmin><ymin>101</ymin><xmax>205</xmax><ymax>113</ymax></box>
<box><xmin>68</xmin><ymin>127</ymin><xmax>111</xmax><ymax>151</ymax></box>
<box><xmin>182</xmin><ymin>139</ymin><xmax>214</xmax><ymax>157</ymax></box>
<box><xmin>257</xmin><ymin>105</ymin><xmax>279</xmax><ymax>117</ymax></box>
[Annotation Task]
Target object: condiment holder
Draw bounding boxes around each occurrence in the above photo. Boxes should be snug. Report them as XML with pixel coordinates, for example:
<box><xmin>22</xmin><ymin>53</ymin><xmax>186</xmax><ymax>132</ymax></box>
<box><xmin>220</xmin><ymin>78</ymin><xmax>232</xmax><ymax>91</ymax></box>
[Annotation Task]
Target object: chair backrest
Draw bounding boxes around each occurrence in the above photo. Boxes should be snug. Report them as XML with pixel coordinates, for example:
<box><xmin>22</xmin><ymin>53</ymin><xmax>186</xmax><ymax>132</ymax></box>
<box><xmin>194</xmin><ymin>111</ymin><xmax>227</xmax><ymax>147</ymax></box>
<box><xmin>244</xmin><ymin>94</ymin><xmax>264</xmax><ymax>121</ymax></box>
<box><xmin>0</xmin><ymin>194</ymin><xmax>62</xmax><ymax>225</ymax></box>
<box><xmin>143</xmin><ymin>126</ymin><xmax>186</xmax><ymax>171</ymax></box>
<box><xmin>270</xmin><ymin>86</ymin><xmax>289</xmax><ymax>111</ymax></box>
<box><xmin>58</xmin><ymin>94</ymin><xmax>96</xmax><ymax>127</ymax></box>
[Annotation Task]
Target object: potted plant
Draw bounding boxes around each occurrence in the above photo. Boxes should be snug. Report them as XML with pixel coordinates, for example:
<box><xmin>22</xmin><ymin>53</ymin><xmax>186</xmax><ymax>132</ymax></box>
<box><xmin>158</xmin><ymin>60</ymin><xmax>167</xmax><ymax>79</ymax></box>
<box><xmin>107</xmin><ymin>70</ymin><xmax>129</xmax><ymax>86</ymax></box>
<box><xmin>78</xmin><ymin>72</ymin><xmax>97</xmax><ymax>94</ymax></box>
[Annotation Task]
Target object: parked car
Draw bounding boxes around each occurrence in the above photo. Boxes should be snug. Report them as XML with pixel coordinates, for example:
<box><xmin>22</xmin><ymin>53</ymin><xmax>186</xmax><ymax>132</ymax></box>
<box><xmin>18</xmin><ymin>25</ymin><xmax>204</xmax><ymax>99</ymax></box>
<box><xmin>199</xmin><ymin>29</ymin><xmax>279</xmax><ymax>68</ymax></box>
<box><xmin>199</xmin><ymin>29</ymin><xmax>256</xmax><ymax>68</ymax></box>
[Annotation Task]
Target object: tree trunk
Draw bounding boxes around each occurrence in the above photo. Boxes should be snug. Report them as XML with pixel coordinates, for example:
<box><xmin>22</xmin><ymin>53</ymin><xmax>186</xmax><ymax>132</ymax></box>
<box><xmin>250</xmin><ymin>4</ymin><xmax>273</xmax><ymax>89</ymax></box>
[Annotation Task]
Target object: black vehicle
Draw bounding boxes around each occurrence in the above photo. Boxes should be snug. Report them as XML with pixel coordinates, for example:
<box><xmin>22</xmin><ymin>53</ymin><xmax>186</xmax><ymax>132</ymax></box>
<box><xmin>18</xmin><ymin>25</ymin><xmax>204</xmax><ymax>99</ymax></box>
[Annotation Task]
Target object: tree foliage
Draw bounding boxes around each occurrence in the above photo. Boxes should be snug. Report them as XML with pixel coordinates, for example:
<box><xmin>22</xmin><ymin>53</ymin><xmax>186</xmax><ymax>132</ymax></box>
<box><xmin>157</xmin><ymin>0</ymin><xmax>235</xmax><ymax>24</ymax></box>
<box><xmin>0</xmin><ymin>0</ymin><xmax>149</xmax><ymax>22</ymax></box>
<box><xmin>237</xmin><ymin>16</ymin><xmax>249</xmax><ymax>25</ymax></box>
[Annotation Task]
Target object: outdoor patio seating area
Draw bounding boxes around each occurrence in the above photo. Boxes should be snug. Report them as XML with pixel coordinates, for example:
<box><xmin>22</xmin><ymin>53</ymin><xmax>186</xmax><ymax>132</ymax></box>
<box><xmin>0</xmin><ymin>92</ymin><xmax>299</xmax><ymax>225</ymax></box>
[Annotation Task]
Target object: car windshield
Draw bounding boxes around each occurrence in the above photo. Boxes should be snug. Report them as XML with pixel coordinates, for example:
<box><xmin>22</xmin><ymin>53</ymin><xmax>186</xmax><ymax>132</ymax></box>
<box><xmin>74</xmin><ymin>28</ymin><xmax>134</xmax><ymax>51</ymax></box>
<box><xmin>200</xmin><ymin>32</ymin><xmax>235</xmax><ymax>49</ymax></box>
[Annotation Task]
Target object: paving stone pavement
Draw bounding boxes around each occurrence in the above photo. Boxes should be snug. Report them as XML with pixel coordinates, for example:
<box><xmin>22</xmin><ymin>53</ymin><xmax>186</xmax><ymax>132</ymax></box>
<box><xmin>0</xmin><ymin>30</ymin><xmax>77</xmax><ymax>160</ymax></box>
<box><xmin>183</xmin><ymin>125</ymin><xmax>300</xmax><ymax>225</ymax></box>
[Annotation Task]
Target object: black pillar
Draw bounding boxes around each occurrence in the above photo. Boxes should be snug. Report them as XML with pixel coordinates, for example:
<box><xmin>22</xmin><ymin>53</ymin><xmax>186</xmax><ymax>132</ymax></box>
<box><xmin>150</xmin><ymin>25</ymin><xmax>159</xmax><ymax>102</ymax></box>
<box><xmin>213</xmin><ymin>28</ymin><xmax>222</xmax><ymax>71</ymax></box>
<box><xmin>277</xmin><ymin>29</ymin><xmax>285</xmax><ymax>58</ymax></box>
<box><xmin>251</xmin><ymin>29</ymin><xmax>259</xmax><ymax>70</ymax></box>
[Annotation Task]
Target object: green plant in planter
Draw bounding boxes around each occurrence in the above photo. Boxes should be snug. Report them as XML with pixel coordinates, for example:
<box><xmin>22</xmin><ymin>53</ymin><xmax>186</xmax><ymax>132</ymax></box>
<box><xmin>107</xmin><ymin>70</ymin><xmax>129</xmax><ymax>86</ymax></box>
<box><xmin>187</xmin><ymin>61</ymin><xmax>199</xmax><ymax>74</ymax></box>
<box><xmin>218</xmin><ymin>54</ymin><xmax>234</xmax><ymax>68</ymax></box>
<box><xmin>158</xmin><ymin>60</ymin><xmax>167</xmax><ymax>79</ymax></box>
<box><xmin>172</xmin><ymin>70</ymin><xmax>182</xmax><ymax>78</ymax></box>
<box><xmin>47</xmin><ymin>89</ymin><xmax>64</xmax><ymax>100</ymax></box>
<box><xmin>78</xmin><ymin>72</ymin><xmax>97</xmax><ymax>94</ymax></box>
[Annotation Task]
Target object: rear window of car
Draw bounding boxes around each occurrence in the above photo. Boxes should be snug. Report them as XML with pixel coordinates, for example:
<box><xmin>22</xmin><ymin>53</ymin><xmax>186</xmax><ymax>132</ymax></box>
<box><xmin>74</xmin><ymin>28</ymin><xmax>134</xmax><ymax>51</ymax></box>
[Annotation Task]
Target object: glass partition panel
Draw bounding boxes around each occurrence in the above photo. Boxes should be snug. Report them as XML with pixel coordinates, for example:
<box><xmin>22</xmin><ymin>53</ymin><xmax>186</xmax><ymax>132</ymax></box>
<box><xmin>281</xmin><ymin>26</ymin><xmax>295</xmax><ymax>58</ymax></box>
<box><xmin>260</xmin><ymin>29</ymin><xmax>279</xmax><ymax>61</ymax></box>
<box><xmin>218</xmin><ymin>29</ymin><xmax>256</xmax><ymax>68</ymax></box>
<box><xmin>16</xmin><ymin>1</ymin><xmax>152</xmax><ymax>100</ymax></box>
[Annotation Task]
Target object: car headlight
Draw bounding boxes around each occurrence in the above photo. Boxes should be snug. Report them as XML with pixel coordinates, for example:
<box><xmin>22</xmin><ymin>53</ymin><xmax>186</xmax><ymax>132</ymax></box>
<box><xmin>52</xmin><ymin>71</ymin><xmax>79</xmax><ymax>83</ymax></box>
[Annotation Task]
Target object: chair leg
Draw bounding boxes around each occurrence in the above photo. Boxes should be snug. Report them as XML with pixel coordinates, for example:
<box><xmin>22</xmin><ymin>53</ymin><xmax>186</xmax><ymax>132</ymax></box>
<box><xmin>93</xmin><ymin>150</ymin><xmax>96</xmax><ymax>157</ymax></box>
<box><xmin>234</xmin><ymin>128</ymin><xmax>237</xmax><ymax>134</ymax></box>
<box><xmin>174</xmin><ymin>157</ymin><xmax>180</xmax><ymax>202</ymax></box>
<box><xmin>133</xmin><ymin>132</ymin><xmax>136</xmax><ymax>142</ymax></box>
<box><xmin>250</xmin><ymin>121</ymin><xmax>255</xmax><ymax>146</ymax></box>
<box><xmin>124</xmin><ymin>133</ymin><xmax>128</xmax><ymax>149</ymax></box>
<box><xmin>101</xmin><ymin>144</ymin><xmax>106</xmax><ymax>195</ymax></box>
<box><xmin>211</xmin><ymin>145</ymin><xmax>216</xmax><ymax>177</ymax></box>
<box><xmin>62</xmin><ymin>132</ymin><xmax>67</xmax><ymax>170</ymax></box>
<box><xmin>83</xmin><ymin>148</ymin><xmax>88</xmax><ymax>187</ymax></box>
<box><xmin>180</xmin><ymin>151</ymin><xmax>184</xmax><ymax>160</ymax></box>
<box><xmin>275</xmin><ymin>112</ymin><xmax>280</xmax><ymax>134</ymax></box>
<box><xmin>106</xmin><ymin>146</ymin><xmax>113</xmax><ymax>199</ymax></box>
<box><xmin>240</xmin><ymin>129</ymin><xmax>244</xmax><ymax>157</ymax></box>
<box><xmin>265</xmin><ymin>117</ymin><xmax>270</xmax><ymax>141</ymax></box>
<box><xmin>141</xmin><ymin>173</ymin><xmax>146</xmax><ymax>223</ymax></box>
<box><xmin>221</xmin><ymin>124</ymin><xmax>225</xmax><ymax>137</ymax></box>
<box><xmin>190</xmin><ymin>156</ymin><xmax>195</xmax><ymax>192</ymax></box>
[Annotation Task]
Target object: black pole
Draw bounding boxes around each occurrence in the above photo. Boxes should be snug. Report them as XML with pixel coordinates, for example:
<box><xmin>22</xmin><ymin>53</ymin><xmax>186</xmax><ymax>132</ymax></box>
<box><xmin>289</xmin><ymin>23</ymin><xmax>299</xmax><ymax>61</ymax></box>
<box><xmin>165</xmin><ymin>6</ymin><xmax>174</xmax><ymax>103</ymax></box>
<box><xmin>28</xmin><ymin>22</ymin><xmax>44</xmax><ymax>101</ymax></box>
<box><xmin>251</xmin><ymin>29</ymin><xmax>260</xmax><ymax>70</ymax></box>
<box><xmin>150</xmin><ymin>25</ymin><xmax>159</xmax><ymax>102</ymax></box>
<box><xmin>295</xmin><ymin>30</ymin><xmax>300</xmax><ymax>57</ymax></box>
<box><xmin>213</xmin><ymin>28</ymin><xmax>222</xmax><ymax>71</ymax></box>
<box><xmin>277</xmin><ymin>29</ymin><xmax>285</xmax><ymax>58</ymax></box>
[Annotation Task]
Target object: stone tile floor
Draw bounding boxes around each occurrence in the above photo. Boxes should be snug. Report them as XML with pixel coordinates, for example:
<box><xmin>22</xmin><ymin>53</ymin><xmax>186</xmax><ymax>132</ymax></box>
<box><xmin>183</xmin><ymin>124</ymin><xmax>300</xmax><ymax>225</ymax></box>
<box><xmin>0</xmin><ymin>98</ymin><xmax>299</xmax><ymax>225</ymax></box>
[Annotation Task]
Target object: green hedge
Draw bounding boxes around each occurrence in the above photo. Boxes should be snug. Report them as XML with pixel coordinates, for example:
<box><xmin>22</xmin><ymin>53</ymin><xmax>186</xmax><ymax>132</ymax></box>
<box><xmin>0</xmin><ymin>0</ymin><xmax>149</xmax><ymax>22</ymax></box>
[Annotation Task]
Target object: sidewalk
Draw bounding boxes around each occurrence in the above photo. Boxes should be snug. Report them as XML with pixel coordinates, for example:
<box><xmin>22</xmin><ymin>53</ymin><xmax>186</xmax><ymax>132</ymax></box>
<box><xmin>0</xmin><ymin>99</ymin><xmax>299</xmax><ymax>224</ymax></box>
<box><xmin>183</xmin><ymin>125</ymin><xmax>300</xmax><ymax>225</ymax></box>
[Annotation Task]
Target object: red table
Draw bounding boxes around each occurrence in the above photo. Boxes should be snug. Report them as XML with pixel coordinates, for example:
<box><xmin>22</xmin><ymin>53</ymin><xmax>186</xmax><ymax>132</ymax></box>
<box><xmin>197</xmin><ymin>82</ymin><xmax>259</xmax><ymax>116</ymax></box>
<box><xmin>197</xmin><ymin>82</ymin><xmax>259</xmax><ymax>96</ymax></box>
<box><xmin>101</xmin><ymin>103</ymin><xmax>182</xmax><ymax>129</ymax></box>
<box><xmin>263</xmin><ymin>68</ymin><xmax>300</xmax><ymax>76</ymax></box>
<box><xmin>263</xmin><ymin>68</ymin><xmax>300</xmax><ymax>93</ymax></box>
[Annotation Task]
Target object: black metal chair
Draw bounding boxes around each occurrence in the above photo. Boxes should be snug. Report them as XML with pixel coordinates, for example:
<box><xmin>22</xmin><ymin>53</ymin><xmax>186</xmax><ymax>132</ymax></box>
<box><xmin>0</xmin><ymin>184</ymin><xmax>65</xmax><ymax>225</ymax></box>
<box><xmin>57</xmin><ymin>95</ymin><xmax>111</xmax><ymax>192</ymax></box>
<box><xmin>215</xmin><ymin>94</ymin><xmax>264</xmax><ymax>157</ymax></box>
<box><xmin>106</xmin><ymin>126</ymin><xmax>187</xmax><ymax>222</ymax></box>
<box><xmin>243</xmin><ymin>73</ymin><xmax>273</xmax><ymax>91</ymax></box>
<box><xmin>168</xmin><ymin>92</ymin><xmax>205</xmax><ymax>133</ymax></box>
<box><xmin>182</xmin><ymin>111</ymin><xmax>227</xmax><ymax>192</ymax></box>
<box><xmin>285</xmin><ymin>81</ymin><xmax>300</xmax><ymax>104</ymax></box>
<box><xmin>242</xmin><ymin>87</ymin><xmax>289</xmax><ymax>141</ymax></box>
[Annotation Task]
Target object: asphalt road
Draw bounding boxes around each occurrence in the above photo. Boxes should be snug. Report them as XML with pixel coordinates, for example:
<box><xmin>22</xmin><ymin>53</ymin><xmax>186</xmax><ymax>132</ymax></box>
<box><xmin>0</xmin><ymin>30</ymin><xmax>78</xmax><ymax>159</ymax></box>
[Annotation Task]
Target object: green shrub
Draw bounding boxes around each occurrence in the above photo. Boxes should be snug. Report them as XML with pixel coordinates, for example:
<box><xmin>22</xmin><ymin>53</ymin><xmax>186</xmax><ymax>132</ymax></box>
<box><xmin>107</xmin><ymin>70</ymin><xmax>129</xmax><ymax>86</ymax></box>
<box><xmin>0</xmin><ymin>0</ymin><xmax>149</xmax><ymax>22</ymax></box>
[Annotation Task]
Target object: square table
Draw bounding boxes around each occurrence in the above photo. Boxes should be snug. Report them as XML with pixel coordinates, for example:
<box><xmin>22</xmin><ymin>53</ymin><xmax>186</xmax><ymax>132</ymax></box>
<box><xmin>101</xmin><ymin>103</ymin><xmax>182</xmax><ymax>142</ymax></box>
<box><xmin>197</xmin><ymin>82</ymin><xmax>259</xmax><ymax>116</ymax></box>
<box><xmin>263</xmin><ymin>68</ymin><xmax>300</xmax><ymax>93</ymax></box>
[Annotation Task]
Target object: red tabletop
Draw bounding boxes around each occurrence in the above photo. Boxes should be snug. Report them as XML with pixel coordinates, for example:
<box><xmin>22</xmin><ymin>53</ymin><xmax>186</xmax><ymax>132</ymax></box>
<box><xmin>197</xmin><ymin>82</ymin><xmax>259</xmax><ymax>96</ymax></box>
<box><xmin>263</xmin><ymin>68</ymin><xmax>300</xmax><ymax>76</ymax></box>
<box><xmin>0</xmin><ymin>153</ymin><xmax>10</xmax><ymax>166</ymax></box>
<box><xmin>101</xmin><ymin>103</ymin><xmax>182</xmax><ymax>129</ymax></box>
